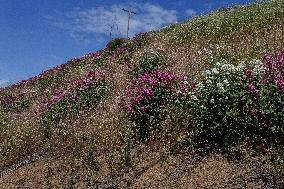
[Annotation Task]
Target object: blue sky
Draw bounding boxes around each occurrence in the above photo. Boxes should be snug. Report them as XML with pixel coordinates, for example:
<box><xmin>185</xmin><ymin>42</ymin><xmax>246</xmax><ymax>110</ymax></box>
<box><xmin>0</xmin><ymin>0</ymin><xmax>255</xmax><ymax>86</ymax></box>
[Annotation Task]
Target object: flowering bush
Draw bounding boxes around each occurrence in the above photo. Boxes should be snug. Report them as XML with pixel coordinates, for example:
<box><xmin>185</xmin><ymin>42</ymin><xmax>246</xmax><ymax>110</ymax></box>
<box><xmin>190</xmin><ymin>51</ymin><xmax>284</xmax><ymax>149</ymax></box>
<box><xmin>0</xmin><ymin>92</ymin><xmax>31</xmax><ymax>112</ymax></box>
<box><xmin>117</xmin><ymin>32</ymin><xmax>150</xmax><ymax>56</ymax></box>
<box><xmin>40</xmin><ymin>70</ymin><xmax>112</xmax><ymax>138</ymax></box>
<box><xmin>89</xmin><ymin>50</ymin><xmax>106</xmax><ymax>70</ymax></box>
<box><xmin>260</xmin><ymin>52</ymin><xmax>284</xmax><ymax>136</ymax></box>
<box><xmin>123</xmin><ymin>70</ymin><xmax>189</xmax><ymax>141</ymax></box>
<box><xmin>189</xmin><ymin>60</ymin><xmax>258</xmax><ymax>148</ymax></box>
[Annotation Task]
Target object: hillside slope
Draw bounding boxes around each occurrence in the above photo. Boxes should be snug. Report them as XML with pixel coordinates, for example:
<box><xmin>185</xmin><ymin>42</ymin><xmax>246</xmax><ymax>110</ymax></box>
<box><xmin>1</xmin><ymin>0</ymin><xmax>284</xmax><ymax>188</ymax></box>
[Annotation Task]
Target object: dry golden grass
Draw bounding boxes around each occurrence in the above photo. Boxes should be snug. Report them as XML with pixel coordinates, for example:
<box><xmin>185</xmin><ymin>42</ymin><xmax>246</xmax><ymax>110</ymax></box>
<box><xmin>1</xmin><ymin>141</ymin><xmax>283</xmax><ymax>188</ymax></box>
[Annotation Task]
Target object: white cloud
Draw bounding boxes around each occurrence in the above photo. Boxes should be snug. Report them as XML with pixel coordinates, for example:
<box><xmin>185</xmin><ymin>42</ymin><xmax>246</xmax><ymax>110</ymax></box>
<box><xmin>185</xmin><ymin>9</ymin><xmax>197</xmax><ymax>17</ymax></box>
<box><xmin>58</xmin><ymin>2</ymin><xmax>177</xmax><ymax>40</ymax></box>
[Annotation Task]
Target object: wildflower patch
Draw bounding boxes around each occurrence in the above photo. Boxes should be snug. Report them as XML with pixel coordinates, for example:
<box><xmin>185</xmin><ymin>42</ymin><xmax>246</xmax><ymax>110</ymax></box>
<box><xmin>40</xmin><ymin>69</ymin><xmax>112</xmax><ymax>138</ymax></box>
<box><xmin>123</xmin><ymin>70</ymin><xmax>189</xmax><ymax>141</ymax></box>
<box><xmin>189</xmin><ymin>50</ymin><xmax>284</xmax><ymax>149</ymax></box>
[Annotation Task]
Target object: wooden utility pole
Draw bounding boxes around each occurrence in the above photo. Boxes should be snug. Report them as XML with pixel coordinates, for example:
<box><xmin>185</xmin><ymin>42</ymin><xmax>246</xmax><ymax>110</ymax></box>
<box><xmin>108</xmin><ymin>24</ymin><xmax>118</xmax><ymax>42</ymax></box>
<box><xmin>107</xmin><ymin>16</ymin><xmax>119</xmax><ymax>42</ymax></box>
<box><xmin>122</xmin><ymin>8</ymin><xmax>136</xmax><ymax>39</ymax></box>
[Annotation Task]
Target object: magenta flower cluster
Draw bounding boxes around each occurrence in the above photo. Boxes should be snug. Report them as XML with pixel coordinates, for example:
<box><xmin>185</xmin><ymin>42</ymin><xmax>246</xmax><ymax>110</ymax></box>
<box><xmin>0</xmin><ymin>49</ymin><xmax>106</xmax><ymax>92</ymax></box>
<box><xmin>0</xmin><ymin>91</ymin><xmax>27</xmax><ymax>106</ymax></box>
<box><xmin>245</xmin><ymin>67</ymin><xmax>260</xmax><ymax>96</ymax></box>
<box><xmin>86</xmin><ymin>50</ymin><xmax>104</xmax><ymax>60</ymax></box>
<box><xmin>245</xmin><ymin>68</ymin><xmax>253</xmax><ymax>78</ymax></box>
<box><xmin>132</xmin><ymin>32</ymin><xmax>149</xmax><ymax>41</ymax></box>
<box><xmin>124</xmin><ymin>70</ymin><xmax>189</xmax><ymax>114</ymax></box>
<box><xmin>248</xmin><ymin>83</ymin><xmax>260</xmax><ymax>96</ymax></box>
<box><xmin>44</xmin><ymin>69</ymin><xmax>106</xmax><ymax>107</ymax></box>
<box><xmin>263</xmin><ymin>51</ymin><xmax>284</xmax><ymax>94</ymax></box>
<box><xmin>245</xmin><ymin>51</ymin><xmax>284</xmax><ymax>96</ymax></box>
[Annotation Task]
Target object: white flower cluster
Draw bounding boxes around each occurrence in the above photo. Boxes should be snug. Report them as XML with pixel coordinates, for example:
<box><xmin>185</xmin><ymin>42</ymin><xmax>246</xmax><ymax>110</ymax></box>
<box><xmin>188</xmin><ymin>91</ymin><xmax>198</xmax><ymax>101</ymax></box>
<box><xmin>249</xmin><ymin>59</ymin><xmax>264</xmax><ymax>78</ymax></box>
<box><xmin>201</xmin><ymin>60</ymin><xmax>248</xmax><ymax>92</ymax></box>
<box><xmin>190</xmin><ymin>58</ymin><xmax>264</xmax><ymax>106</ymax></box>
<box><xmin>197</xmin><ymin>47</ymin><xmax>214</xmax><ymax>59</ymax></box>
<box><xmin>216</xmin><ymin>61</ymin><xmax>246</xmax><ymax>74</ymax></box>
<box><xmin>203</xmin><ymin>60</ymin><xmax>246</xmax><ymax>77</ymax></box>
<box><xmin>198</xmin><ymin>58</ymin><xmax>264</xmax><ymax>95</ymax></box>
<box><xmin>195</xmin><ymin>83</ymin><xmax>205</xmax><ymax>91</ymax></box>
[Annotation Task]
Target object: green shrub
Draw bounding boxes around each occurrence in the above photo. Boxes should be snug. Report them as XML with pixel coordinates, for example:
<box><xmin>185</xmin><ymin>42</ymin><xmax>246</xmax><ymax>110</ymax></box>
<box><xmin>106</xmin><ymin>38</ymin><xmax>127</xmax><ymax>51</ymax></box>
<box><xmin>132</xmin><ymin>53</ymin><xmax>167</xmax><ymax>77</ymax></box>
<box><xmin>11</xmin><ymin>99</ymin><xmax>31</xmax><ymax>112</ymax></box>
<box><xmin>259</xmin><ymin>52</ymin><xmax>284</xmax><ymax>143</ymax></box>
<box><xmin>189</xmin><ymin>60</ymin><xmax>257</xmax><ymax>148</ymax></box>
<box><xmin>189</xmin><ymin>53</ymin><xmax>284</xmax><ymax>149</ymax></box>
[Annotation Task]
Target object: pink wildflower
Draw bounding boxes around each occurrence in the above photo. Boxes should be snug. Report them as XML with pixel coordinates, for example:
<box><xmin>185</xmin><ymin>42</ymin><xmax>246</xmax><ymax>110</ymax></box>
<box><xmin>245</xmin><ymin>68</ymin><xmax>253</xmax><ymax>78</ymax></box>
<box><xmin>248</xmin><ymin>83</ymin><xmax>260</xmax><ymax>96</ymax></box>
<box><xmin>127</xmin><ymin>104</ymin><xmax>135</xmax><ymax>113</ymax></box>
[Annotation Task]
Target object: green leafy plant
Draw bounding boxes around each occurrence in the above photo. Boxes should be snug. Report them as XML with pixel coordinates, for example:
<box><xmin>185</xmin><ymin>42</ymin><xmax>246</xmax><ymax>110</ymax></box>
<box><xmin>192</xmin><ymin>59</ymin><xmax>261</xmax><ymax>147</ymax></box>
<box><xmin>132</xmin><ymin>52</ymin><xmax>167</xmax><ymax>77</ymax></box>
<box><xmin>258</xmin><ymin>52</ymin><xmax>284</xmax><ymax>144</ymax></box>
<box><xmin>189</xmin><ymin>51</ymin><xmax>284</xmax><ymax>150</ymax></box>
<box><xmin>106</xmin><ymin>38</ymin><xmax>128</xmax><ymax>51</ymax></box>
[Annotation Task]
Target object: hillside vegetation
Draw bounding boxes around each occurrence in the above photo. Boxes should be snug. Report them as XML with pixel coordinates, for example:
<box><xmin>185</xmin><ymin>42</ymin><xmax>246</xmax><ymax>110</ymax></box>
<box><xmin>1</xmin><ymin>0</ymin><xmax>284</xmax><ymax>188</ymax></box>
